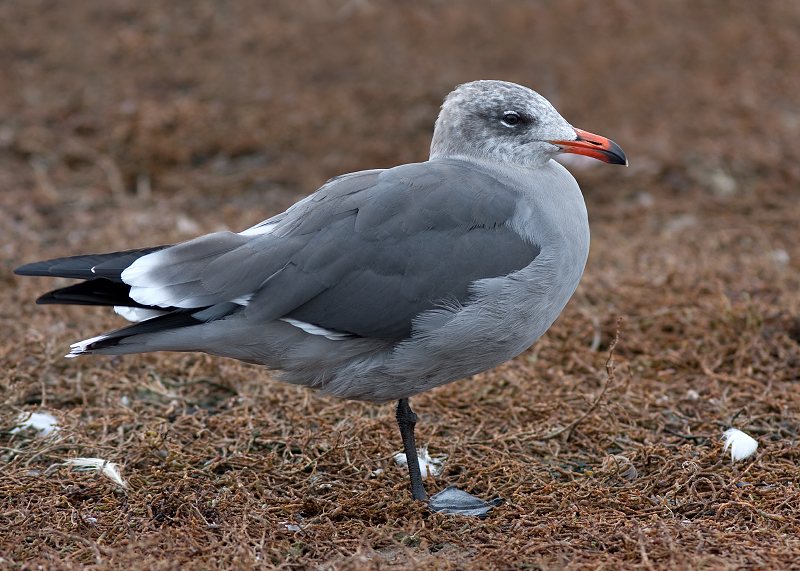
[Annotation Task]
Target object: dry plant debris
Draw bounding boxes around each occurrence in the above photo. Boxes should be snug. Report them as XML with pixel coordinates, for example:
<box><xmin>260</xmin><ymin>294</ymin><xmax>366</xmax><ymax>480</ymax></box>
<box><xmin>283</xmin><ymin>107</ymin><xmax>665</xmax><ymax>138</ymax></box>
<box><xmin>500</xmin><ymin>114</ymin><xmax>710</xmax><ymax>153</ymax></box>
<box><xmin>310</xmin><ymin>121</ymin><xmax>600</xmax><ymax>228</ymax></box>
<box><xmin>1</xmin><ymin>1</ymin><xmax>800</xmax><ymax>569</ymax></box>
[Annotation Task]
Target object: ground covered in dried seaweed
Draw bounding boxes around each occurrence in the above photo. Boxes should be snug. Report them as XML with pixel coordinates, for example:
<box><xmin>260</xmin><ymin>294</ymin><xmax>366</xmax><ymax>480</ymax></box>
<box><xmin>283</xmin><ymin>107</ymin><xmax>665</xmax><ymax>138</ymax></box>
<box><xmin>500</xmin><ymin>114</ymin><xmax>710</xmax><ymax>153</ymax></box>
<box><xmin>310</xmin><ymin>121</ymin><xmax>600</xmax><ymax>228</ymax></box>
<box><xmin>1</xmin><ymin>1</ymin><xmax>800</xmax><ymax>569</ymax></box>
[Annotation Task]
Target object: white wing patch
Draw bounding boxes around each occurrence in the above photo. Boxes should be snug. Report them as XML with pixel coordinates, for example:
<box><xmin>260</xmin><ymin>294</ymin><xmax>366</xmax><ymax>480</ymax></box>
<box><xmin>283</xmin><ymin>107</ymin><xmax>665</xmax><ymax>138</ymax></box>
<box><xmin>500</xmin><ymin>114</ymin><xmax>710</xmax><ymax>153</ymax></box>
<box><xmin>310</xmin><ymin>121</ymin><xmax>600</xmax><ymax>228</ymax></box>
<box><xmin>67</xmin><ymin>333</ymin><xmax>112</xmax><ymax>358</ymax></box>
<box><xmin>126</xmin><ymin>286</ymin><xmax>188</xmax><ymax>308</ymax></box>
<box><xmin>239</xmin><ymin>221</ymin><xmax>277</xmax><ymax>236</ymax></box>
<box><xmin>281</xmin><ymin>318</ymin><xmax>351</xmax><ymax>341</ymax></box>
<box><xmin>120</xmin><ymin>249</ymin><xmax>167</xmax><ymax>284</ymax></box>
<box><xmin>114</xmin><ymin>306</ymin><xmax>167</xmax><ymax>322</ymax></box>
<box><xmin>120</xmin><ymin>250</ymin><xmax>182</xmax><ymax>307</ymax></box>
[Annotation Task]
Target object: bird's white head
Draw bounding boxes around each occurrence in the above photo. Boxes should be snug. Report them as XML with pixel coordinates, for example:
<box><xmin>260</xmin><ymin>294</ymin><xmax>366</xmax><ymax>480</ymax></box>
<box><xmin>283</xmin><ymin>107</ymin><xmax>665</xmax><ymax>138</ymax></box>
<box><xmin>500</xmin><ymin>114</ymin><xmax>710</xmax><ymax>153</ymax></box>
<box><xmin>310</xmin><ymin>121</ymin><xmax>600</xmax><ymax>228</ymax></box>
<box><xmin>430</xmin><ymin>80</ymin><xmax>627</xmax><ymax>169</ymax></box>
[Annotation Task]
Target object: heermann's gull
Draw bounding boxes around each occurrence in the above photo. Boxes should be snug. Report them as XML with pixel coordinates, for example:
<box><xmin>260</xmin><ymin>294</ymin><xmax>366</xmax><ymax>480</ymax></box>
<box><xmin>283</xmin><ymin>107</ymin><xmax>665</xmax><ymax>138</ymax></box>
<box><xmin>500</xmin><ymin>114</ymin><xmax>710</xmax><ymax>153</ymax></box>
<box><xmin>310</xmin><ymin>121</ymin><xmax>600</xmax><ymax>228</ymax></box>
<box><xmin>15</xmin><ymin>80</ymin><xmax>626</xmax><ymax>516</ymax></box>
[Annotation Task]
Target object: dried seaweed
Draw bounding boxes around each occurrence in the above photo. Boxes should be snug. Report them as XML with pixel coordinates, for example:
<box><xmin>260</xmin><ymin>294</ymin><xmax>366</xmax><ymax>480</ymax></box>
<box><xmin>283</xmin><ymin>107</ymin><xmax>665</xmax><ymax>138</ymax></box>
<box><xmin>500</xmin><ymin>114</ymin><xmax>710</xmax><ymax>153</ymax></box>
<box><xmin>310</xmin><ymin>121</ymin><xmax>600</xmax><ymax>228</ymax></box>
<box><xmin>1</xmin><ymin>1</ymin><xmax>800</xmax><ymax>569</ymax></box>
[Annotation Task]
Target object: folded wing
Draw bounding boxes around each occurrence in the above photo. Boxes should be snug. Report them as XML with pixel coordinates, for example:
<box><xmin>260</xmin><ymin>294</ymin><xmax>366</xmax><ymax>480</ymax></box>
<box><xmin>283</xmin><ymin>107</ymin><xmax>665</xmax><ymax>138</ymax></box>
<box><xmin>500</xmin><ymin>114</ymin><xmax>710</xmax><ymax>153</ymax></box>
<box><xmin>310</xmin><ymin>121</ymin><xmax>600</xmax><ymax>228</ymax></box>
<box><xmin>16</xmin><ymin>159</ymin><xmax>541</xmax><ymax>348</ymax></box>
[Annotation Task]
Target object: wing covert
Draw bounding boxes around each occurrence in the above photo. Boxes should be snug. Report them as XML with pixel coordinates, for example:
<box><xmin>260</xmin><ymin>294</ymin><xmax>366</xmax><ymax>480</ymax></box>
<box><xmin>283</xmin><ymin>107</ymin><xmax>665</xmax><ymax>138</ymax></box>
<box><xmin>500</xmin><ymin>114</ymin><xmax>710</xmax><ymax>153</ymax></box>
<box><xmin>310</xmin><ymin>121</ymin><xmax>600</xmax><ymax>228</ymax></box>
<box><xmin>99</xmin><ymin>160</ymin><xmax>541</xmax><ymax>341</ymax></box>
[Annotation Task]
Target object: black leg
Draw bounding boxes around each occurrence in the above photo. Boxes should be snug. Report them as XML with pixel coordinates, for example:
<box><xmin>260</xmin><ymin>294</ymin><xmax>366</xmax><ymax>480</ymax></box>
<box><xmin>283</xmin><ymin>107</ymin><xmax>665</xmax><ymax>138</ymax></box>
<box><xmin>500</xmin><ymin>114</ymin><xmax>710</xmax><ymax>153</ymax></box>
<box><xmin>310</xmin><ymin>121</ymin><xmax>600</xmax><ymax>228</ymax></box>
<box><xmin>395</xmin><ymin>397</ymin><xmax>502</xmax><ymax>517</ymax></box>
<box><xmin>395</xmin><ymin>398</ymin><xmax>428</xmax><ymax>501</ymax></box>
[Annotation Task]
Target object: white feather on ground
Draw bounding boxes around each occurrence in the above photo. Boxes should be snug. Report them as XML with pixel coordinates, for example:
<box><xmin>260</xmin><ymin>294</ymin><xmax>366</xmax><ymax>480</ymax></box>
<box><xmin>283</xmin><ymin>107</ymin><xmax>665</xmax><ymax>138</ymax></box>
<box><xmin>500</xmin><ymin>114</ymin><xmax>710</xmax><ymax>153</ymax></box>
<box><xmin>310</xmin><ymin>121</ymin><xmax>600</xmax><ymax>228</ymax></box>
<box><xmin>394</xmin><ymin>446</ymin><xmax>446</xmax><ymax>478</ymax></box>
<box><xmin>722</xmin><ymin>428</ymin><xmax>758</xmax><ymax>461</ymax></box>
<box><xmin>12</xmin><ymin>412</ymin><xmax>59</xmax><ymax>437</ymax></box>
<box><xmin>63</xmin><ymin>457</ymin><xmax>126</xmax><ymax>487</ymax></box>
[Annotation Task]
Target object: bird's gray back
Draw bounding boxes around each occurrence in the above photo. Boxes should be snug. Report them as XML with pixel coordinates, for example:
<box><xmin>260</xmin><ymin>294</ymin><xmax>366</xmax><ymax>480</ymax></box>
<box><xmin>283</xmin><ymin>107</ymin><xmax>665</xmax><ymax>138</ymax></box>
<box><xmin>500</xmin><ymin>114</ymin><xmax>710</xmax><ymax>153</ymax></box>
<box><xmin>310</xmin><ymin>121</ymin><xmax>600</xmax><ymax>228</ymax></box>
<box><xmin>123</xmin><ymin>159</ymin><xmax>543</xmax><ymax>342</ymax></box>
<box><xmin>113</xmin><ymin>157</ymin><xmax>589</xmax><ymax>402</ymax></box>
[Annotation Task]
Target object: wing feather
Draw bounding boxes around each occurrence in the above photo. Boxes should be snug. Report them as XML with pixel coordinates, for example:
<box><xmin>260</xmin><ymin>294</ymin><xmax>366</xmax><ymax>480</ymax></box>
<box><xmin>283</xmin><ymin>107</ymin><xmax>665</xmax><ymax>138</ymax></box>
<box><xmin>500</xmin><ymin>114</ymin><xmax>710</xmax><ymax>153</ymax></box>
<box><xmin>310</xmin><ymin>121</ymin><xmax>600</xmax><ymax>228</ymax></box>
<box><xmin>18</xmin><ymin>159</ymin><xmax>541</xmax><ymax>344</ymax></box>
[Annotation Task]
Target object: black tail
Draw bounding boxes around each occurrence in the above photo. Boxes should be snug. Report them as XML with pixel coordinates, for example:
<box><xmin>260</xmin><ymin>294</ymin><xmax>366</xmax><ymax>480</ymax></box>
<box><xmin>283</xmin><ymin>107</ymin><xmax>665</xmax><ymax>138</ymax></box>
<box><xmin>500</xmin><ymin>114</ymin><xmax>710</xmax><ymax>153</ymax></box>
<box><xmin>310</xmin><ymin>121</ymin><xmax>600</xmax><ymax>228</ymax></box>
<box><xmin>35</xmin><ymin>278</ymin><xmax>153</xmax><ymax>308</ymax></box>
<box><xmin>15</xmin><ymin>244</ymin><xmax>244</xmax><ymax>356</ymax></box>
<box><xmin>15</xmin><ymin>246</ymin><xmax>170</xmax><ymax>308</ymax></box>
<box><xmin>14</xmin><ymin>246</ymin><xmax>168</xmax><ymax>280</ymax></box>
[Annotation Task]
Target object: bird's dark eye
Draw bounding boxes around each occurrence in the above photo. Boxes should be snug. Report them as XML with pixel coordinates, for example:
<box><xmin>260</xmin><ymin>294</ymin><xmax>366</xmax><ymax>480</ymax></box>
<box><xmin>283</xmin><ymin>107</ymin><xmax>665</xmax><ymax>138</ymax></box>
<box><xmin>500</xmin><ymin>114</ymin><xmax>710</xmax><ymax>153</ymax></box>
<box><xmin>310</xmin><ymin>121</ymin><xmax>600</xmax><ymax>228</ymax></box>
<box><xmin>501</xmin><ymin>111</ymin><xmax>521</xmax><ymax>126</ymax></box>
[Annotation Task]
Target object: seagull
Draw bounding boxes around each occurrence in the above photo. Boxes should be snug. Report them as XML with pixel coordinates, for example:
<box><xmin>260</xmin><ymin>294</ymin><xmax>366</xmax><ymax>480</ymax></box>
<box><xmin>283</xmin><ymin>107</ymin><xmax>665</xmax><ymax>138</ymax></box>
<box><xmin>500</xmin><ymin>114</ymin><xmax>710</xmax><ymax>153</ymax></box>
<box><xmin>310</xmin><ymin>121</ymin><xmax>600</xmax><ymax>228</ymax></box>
<box><xmin>15</xmin><ymin>80</ymin><xmax>626</xmax><ymax>515</ymax></box>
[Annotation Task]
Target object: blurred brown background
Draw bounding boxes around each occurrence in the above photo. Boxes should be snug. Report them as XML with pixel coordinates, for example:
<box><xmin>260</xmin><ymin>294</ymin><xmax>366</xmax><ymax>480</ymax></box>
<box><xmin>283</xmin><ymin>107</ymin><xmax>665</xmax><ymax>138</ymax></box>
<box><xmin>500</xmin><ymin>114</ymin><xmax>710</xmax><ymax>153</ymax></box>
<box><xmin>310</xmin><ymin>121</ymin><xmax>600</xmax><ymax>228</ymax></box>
<box><xmin>3</xmin><ymin>0</ymin><xmax>799</xmax><ymax>206</ymax></box>
<box><xmin>2</xmin><ymin>1</ymin><xmax>800</xmax><ymax>569</ymax></box>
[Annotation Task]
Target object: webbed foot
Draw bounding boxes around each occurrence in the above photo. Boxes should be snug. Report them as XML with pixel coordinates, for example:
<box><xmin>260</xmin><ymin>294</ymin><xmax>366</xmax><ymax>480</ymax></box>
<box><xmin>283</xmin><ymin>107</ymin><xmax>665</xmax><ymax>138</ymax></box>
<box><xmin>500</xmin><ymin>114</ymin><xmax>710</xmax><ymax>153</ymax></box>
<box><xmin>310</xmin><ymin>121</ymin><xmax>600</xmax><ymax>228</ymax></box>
<box><xmin>428</xmin><ymin>486</ymin><xmax>503</xmax><ymax>517</ymax></box>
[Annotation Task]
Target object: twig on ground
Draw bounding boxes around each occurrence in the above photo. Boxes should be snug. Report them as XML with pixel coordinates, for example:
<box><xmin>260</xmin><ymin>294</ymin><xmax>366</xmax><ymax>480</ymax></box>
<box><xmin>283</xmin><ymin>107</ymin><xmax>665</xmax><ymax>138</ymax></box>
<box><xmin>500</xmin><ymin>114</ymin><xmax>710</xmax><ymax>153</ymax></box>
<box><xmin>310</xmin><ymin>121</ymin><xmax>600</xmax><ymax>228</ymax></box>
<box><xmin>542</xmin><ymin>318</ymin><xmax>621</xmax><ymax>442</ymax></box>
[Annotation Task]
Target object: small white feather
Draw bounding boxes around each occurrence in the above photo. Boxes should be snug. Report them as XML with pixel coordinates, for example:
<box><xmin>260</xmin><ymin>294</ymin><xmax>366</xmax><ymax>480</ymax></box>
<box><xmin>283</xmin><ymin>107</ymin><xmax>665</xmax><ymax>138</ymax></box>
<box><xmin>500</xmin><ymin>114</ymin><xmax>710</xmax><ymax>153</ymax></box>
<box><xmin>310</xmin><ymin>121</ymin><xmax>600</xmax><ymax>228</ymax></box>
<box><xmin>67</xmin><ymin>333</ymin><xmax>111</xmax><ymax>357</ymax></box>
<box><xmin>12</xmin><ymin>412</ymin><xmax>59</xmax><ymax>437</ymax></box>
<box><xmin>114</xmin><ymin>306</ymin><xmax>166</xmax><ymax>322</ymax></box>
<box><xmin>281</xmin><ymin>318</ymin><xmax>351</xmax><ymax>340</ymax></box>
<box><xmin>126</xmin><ymin>285</ymin><xmax>180</xmax><ymax>308</ymax></box>
<box><xmin>394</xmin><ymin>446</ymin><xmax>446</xmax><ymax>478</ymax></box>
<box><xmin>64</xmin><ymin>457</ymin><xmax>126</xmax><ymax>487</ymax></box>
<box><xmin>239</xmin><ymin>221</ymin><xmax>278</xmax><ymax>236</ymax></box>
<box><xmin>231</xmin><ymin>294</ymin><xmax>252</xmax><ymax>306</ymax></box>
<box><xmin>722</xmin><ymin>428</ymin><xmax>758</xmax><ymax>461</ymax></box>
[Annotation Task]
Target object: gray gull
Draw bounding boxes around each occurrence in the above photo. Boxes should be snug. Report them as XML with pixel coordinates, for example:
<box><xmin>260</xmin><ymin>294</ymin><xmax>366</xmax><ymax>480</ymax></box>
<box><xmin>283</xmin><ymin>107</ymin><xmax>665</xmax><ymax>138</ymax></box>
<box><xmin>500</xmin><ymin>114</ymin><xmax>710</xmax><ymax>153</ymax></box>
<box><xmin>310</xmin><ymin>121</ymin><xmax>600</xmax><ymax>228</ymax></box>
<box><xmin>15</xmin><ymin>80</ymin><xmax>627</xmax><ymax>515</ymax></box>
